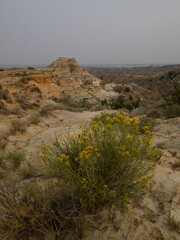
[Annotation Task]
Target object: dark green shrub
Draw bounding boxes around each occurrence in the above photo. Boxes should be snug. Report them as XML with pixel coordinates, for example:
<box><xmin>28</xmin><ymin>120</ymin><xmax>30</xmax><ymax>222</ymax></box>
<box><xmin>110</xmin><ymin>96</ymin><xmax>125</xmax><ymax>109</ymax></box>
<box><xmin>125</xmin><ymin>87</ymin><xmax>130</xmax><ymax>92</ymax></box>
<box><xmin>163</xmin><ymin>104</ymin><xmax>180</xmax><ymax>118</ymax></box>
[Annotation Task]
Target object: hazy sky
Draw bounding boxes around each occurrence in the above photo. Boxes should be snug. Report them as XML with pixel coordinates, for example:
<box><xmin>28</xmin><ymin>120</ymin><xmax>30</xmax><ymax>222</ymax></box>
<box><xmin>0</xmin><ymin>0</ymin><xmax>180</xmax><ymax>65</ymax></box>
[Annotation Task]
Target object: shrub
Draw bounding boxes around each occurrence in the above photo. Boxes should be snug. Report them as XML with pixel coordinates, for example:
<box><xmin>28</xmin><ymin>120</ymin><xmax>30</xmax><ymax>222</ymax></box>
<box><xmin>5</xmin><ymin>149</ymin><xmax>26</xmax><ymax>168</ymax></box>
<box><xmin>19</xmin><ymin>166</ymin><xmax>37</xmax><ymax>179</ymax></box>
<box><xmin>42</xmin><ymin>112</ymin><xmax>155</xmax><ymax>212</ymax></box>
<box><xmin>40</xmin><ymin>104</ymin><xmax>58</xmax><ymax>116</ymax></box>
<box><xmin>10</xmin><ymin>118</ymin><xmax>26</xmax><ymax>134</ymax></box>
<box><xmin>172</xmin><ymin>159</ymin><xmax>180</xmax><ymax>170</ymax></box>
<box><xmin>162</xmin><ymin>84</ymin><xmax>180</xmax><ymax>118</ymax></box>
<box><xmin>163</xmin><ymin>104</ymin><xmax>180</xmax><ymax>118</ymax></box>
<box><xmin>58</xmin><ymin>94</ymin><xmax>94</xmax><ymax>111</ymax></box>
<box><xmin>0</xmin><ymin>88</ymin><xmax>9</xmax><ymax>101</ymax></box>
<box><xmin>0</xmin><ymin>180</ymin><xmax>84</xmax><ymax>239</ymax></box>
<box><xmin>0</xmin><ymin>141</ymin><xmax>7</xmax><ymax>151</ymax></box>
<box><xmin>110</xmin><ymin>96</ymin><xmax>140</xmax><ymax>110</ymax></box>
<box><xmin>30</xmin><ymin>115</ymin><xmax>41</xmax><ymax>125</ymax></box>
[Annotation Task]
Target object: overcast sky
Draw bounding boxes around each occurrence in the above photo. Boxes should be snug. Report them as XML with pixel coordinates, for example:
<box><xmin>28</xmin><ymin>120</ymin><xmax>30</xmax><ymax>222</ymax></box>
<box><xmin>0</xmin><ymin>0</ymin><xmax>180</xmax><ymax>65</ymax></box>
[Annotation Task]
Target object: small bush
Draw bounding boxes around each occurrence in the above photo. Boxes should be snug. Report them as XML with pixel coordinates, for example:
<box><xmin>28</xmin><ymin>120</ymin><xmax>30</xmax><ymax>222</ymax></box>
<box><xmin>10</xmin><ymin>106</ymin><xmax>21</xmax><ymax>115</ymax></box>
<box><xmin>125</xmin><ymin>87</ymin><xmax>130</xmax><ymax>92</ymax></box>
<box><xmin>40</xmin><ymin>104</ymin><xmax>58</xmax><ymax>116</ymax></box>
<box><xmin>5</xmin><ymin>149</ymin><xmax>26</xmax><ymax>168</ymax></box>
<box><xmin>10</xmin><ymin>118</ymin><xmax>26</xmax><ymax>134</ymax></box>
<box><xmin>172</xmin><ymin>160</ymin><xmax>180</xmax><ymax>170</ymax></box>
<box><xmin>59</xmin><ymin>94</ymin><xmax>94</xmax><ymax>111</ymax></box>
<box><xmin>59</xmin><ymin>93</ymin><xmax>71</xmax><ymax>105</ymax></box>
<box><xmin>42</xmin><ymin>112</ymin><xmax>155</xmax><ymax>212</ymax></box>
<box><xmin>0</xmin><ymin>141</ymin><xmax>7</xmax><ymax>151</ymax></box>
<box><xmin>0</xmin><ymin>88</ymin><xmax>9</xmax><ymax>101</ymax></box>
<box><xmin>0</xmin><ymin>68</ymin><xmax>4</xmax><ymax>71</ymax></box>
<box><xmin>110</xmin><ymin>96</ymin><xmax>140</xmax><ymax>110</ymax></box>
<box><xmin>30</xmin><ymin>115</ymin><xmax>41</xmax><ymax>125</ymax></box>
<box><xmin>162</xmin><ymin>84</ymin><xmax>180</xmax><ymax>118</ymax></box>
<box><xmin>163</xmin><ymin>104</ymin><xmax>180</xmax><ymax>118</ymax></box>
<box><xmin>0</xmin><ymin>180</ymin><xmax>84</xmax><ymax>239</ymax></box>
<box><xmin>19</xmin><ymin>166</ymin><xmax>37</xmax><ymax>179</ymax></box>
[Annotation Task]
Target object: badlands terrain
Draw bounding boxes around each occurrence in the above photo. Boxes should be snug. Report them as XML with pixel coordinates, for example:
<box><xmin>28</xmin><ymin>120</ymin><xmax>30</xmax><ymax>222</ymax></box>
<box><xmin>0</xmin><ymin>57</ymin><xmax>180</xmax><ymax>239</ymax></box>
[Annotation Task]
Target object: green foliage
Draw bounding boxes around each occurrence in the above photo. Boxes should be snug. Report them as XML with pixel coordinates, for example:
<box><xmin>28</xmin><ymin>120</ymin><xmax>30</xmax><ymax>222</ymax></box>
<box><xmin>163</xmin><ymin>84</ymin><xmax>180</xmax><ymax>105</ymax></box>
<box><xmin>42</xmin><ymin>112</ymin><xmax>155</xmax><ymax>212</ymax></box>
<box><xmin>101</xmin><ymin>99</ymin><xmax>108</xmax><ymax>106</ymax></box>
<box><xmin>110</xmin><ymin>96</ymin><xmax>140</xmax><ymax>110</ymax></box>
<box><xmin>14</xmin><ymin>72</ymin><xmax>27</xmax><ymax>77</ymax></box>
<box><xmin>162</xmin><ymin>84</ymin><xmax>180</xmax><ymax>118</ymax></box>
<box><xmin>163</xmin><ymin>104</ymin><xmax>180</xmax><ymax>118</ymax></box>
<box><xmin>28</xmin><ymin>66</ymin><xmax>34</xmax><ymax>70</ymax></box>
<box><xmin>5</xmin><ymin>149</ymin><xmax>26</xmax><ymax>168</ymax></box>
<box><xmin>0</xmin><ymin>68</ymin><xmax>4</xmax><ymax>71</ymax></box>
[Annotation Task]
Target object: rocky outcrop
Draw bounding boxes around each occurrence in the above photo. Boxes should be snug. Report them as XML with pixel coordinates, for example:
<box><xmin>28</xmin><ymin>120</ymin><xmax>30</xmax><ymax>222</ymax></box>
<box><xmin>50</xmin><ymin>57</ymin><xmax>82</xmax><ymax>73</ymax></box>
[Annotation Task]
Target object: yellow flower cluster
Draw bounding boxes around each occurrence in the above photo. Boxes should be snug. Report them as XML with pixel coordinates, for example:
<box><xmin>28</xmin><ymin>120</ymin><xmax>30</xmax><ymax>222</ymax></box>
<box><xmin>79</xmin><ymin>145</ymin><xmax>94</xmax><ymax>159</ymax></box>
<box><xmin>126</xmin><ymin>135</ymin><xmax>133</xmax><ymax>141</ymax></box>
<box><xmin>132</xmin><ymin>117</ymin><xmax>139</xmax><ymax>125</ymax></box>
<box><xmin>121</xmin><ymin>151</ymin><xmax>131</xmax><ymax>157</ymax></box>
<box><xmin>124</xmin><ymin>119</ymin><xmax>130</xmax><ymax>125</ymax></box>
<box><xmin>58</xmin><ymin>154</ymin><xmax>70</xmax><ymax>166</ymax></box>
<box><xmin>83</xmin><ymin>136</ymin><xmax>90</xmax><ymax>141</ymax></box>
<box><xmin>140</xmin><ymin>175</ymin><xmax>149</xmax><ymax>183</ymax></box>
<box><xmin>142</xmin><ymin>126</ymin><xmax>149</xmax><ymax>130</ymax></box>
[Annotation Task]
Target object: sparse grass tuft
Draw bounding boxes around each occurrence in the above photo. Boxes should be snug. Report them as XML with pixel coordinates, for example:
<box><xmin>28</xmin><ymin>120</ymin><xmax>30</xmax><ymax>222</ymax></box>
<box><xmin>5</xmin><ymin>149</ymin><xmax>26</xmax><ymax>168</ymax></box>
<box><xmin>40</xmin><ymin>104</ymin><xmax>58</xmax><ymax>116</ymax></box>
<box><xmin>30</xmin><ymin>115</ymin><xmax>41</xmax><ymax>125</ymax></box>
<box><xmin>19</xmin><ymin>166</ymin><xmax>37</xmax><ymax>179</ymax></box>
<box><xmin>10</xmin><ymin>118</ymin><xmax>26</xmax><ymax>134</ymax></box>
